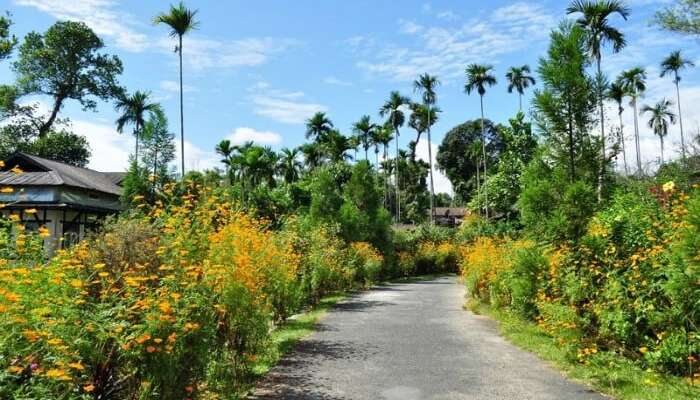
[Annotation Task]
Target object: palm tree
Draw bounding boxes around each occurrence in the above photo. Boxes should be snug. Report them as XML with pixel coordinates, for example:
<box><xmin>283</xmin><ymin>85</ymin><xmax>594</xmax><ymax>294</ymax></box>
<box><xmin>154</xmin><ymin>2</ymin><xmax>199</xmax><ymax>177</ymax></box>
<box><xmin>465</xmin><ymin>63</ymin><xmax>497</xmax><ymax>218</ymax></box>
<box><xmin>618</xmin><ymin>67</ymin><xmax>647</xmax><ymax>176</ymax></box>
<box><xmin>660</xmin><ymin>50</ymin><xmax>694</xmax><ymax>160</ymax></box>
<box><xmin>606</xmin><ymin>81</ymin><xmax>629</xmax><ymax>174</ymax></box>
<box><xmin>413</xmin><ymin>73</ymin><xmax>440</xmax><ymax>223</ymax></box>
<box><xmin>323</xmin><ymin>130</ymin><xmax>353</xmax><ymax>163</ymax></box>
<box><xmin>305</xmin><ymin>112</ymin><xmax>334</xmax><ymax>142</ymax></box>
<box><xmin>379</xmin><ymin>91</ymin><xmax>411</xmax><ymax>223</ymax></box>
<box><xmin>505</xmin><ymin>65</ymin><xmax>536</xmax><ymax>111</ymax></box>
<box><xmin>215</xmin><ymin>139</ymin><xmax>235</xmax><ymax>182</ymax></box>
<box><xmin>348</xmin><ymin>134</ymin><xmax>361</xmax><ymax>161</ymax></box>
<box><xmin>277</xmin><ymin>147</ymin><xmax>302</xmax><ymax>183</ymax></box>
<box><xmin>115</xmin><ymin>90</ymin><xmax>160</xmax><ymax>165</ymax></box>
<box><xmin>641</xmin><ymin>99</ymin><xmax>676</xmax><ymax>165</ymax></box>
<box><xmin>352</xmin><ymin>115</ymin><xmax>377</xmax><ymax>161</ymax></box>
<box><xmin>300</xmin><ymin>142</ymin><xmax>324</xmax><ymax>170</ymax></box>
<box><xmin>567</xmin><ymin>0</ymin><xmax>630</xmax><ymax>201</ymax></box>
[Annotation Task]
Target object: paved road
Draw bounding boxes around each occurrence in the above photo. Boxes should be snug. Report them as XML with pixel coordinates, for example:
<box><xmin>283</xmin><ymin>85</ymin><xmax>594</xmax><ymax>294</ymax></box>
<box><xmin>251</xmin><ymin>276</ymin><xmax>605</xmax><ymax>400</ymax></box>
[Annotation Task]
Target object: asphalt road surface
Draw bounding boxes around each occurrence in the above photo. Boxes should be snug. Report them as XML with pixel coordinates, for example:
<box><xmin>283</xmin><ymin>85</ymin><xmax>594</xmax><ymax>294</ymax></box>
<box><xmin>250</xmin><ymin>275</ymin><xmax>605</xmax><ymax>400</ymax></box>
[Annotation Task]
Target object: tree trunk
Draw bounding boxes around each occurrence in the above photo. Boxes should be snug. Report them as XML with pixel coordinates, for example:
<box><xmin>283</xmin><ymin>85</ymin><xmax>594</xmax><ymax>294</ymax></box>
<box><xmin>479</xmin><ymin>95</ymin><xmax>489</xmax><ymax>219</ymax></box>
<box><xmin>427</xmin><ymin>125</ymin><xmax>435</xmax><ymax>225</ymax></box>
<box><xmin>519</xmin><ymin>93</ymin><xmax>522</xmax><ymax>113</ymax></box>
<box><xmin>395</xmin><ymin>122</ymin><xmax>401</xmax><ymax>224</ymax></box>
<box><xmin>39</xmin><ymin>97</ymin><xmax>63</xmax><ymax>137</ymax></box>
<box><xmin>153</xmin><ymin>149</ymin><xmax>158</xmax><ymax>191</ymax></box>
<box><xmin>660</xmin><ymin>135</ymin><xmax>665</xmax><ymax>165</ymax></box>
<box><xmin>178</xmin><ymin>34</ymin><xmax>185</xmax><ymax>178</ymax></box>
<box><xmin>134</xmin><ymin>121</ymin><xmax>140</xmax><ymax>167</ymax></box>
<box><xmin>365</xmin><ymin>148</ymin><xmax>368</xmax><ymax>161</ymax></box>
<box><xmin>633</xmin><ymin>96</ymin><xmax>642</xmax><ymax>177</ymax></box>
<box><xmin>675</xmin><ymin>76</ymin><xmax>686</xmax><ymax>160</ymax></box>
<box><xmin>596</xmin><ymin>56</ymin><xmax>604</xmax><ymax>202</ymax></box>
<box><xmin>567</xmin><ymin>97</ymin><xmax>575</xmax><ymax>182</ymax></box>
<box><xmin>619</xmin><ymin>112</ymin><xmax>628</xmax><ymax>175</ymax></box>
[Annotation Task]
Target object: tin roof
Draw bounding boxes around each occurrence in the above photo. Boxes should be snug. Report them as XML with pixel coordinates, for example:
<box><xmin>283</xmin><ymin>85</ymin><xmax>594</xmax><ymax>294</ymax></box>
<box><xmin>0</xmin><ymin>153</ymin><xmax>123</xmax><ymax>196</ymax></box>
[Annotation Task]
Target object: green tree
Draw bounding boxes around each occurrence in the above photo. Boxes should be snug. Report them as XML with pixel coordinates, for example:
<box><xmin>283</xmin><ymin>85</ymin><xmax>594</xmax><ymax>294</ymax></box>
<box><xmin>323</xmin><ymin>130</ymin><xmax>353</xmax><ymax>163</ymax></box>
<box><xmin>340</xmin><ymin>161</ymin><xmax>392</xmax><ymax>246</ymax></box>
<box><xmin>352</xmin><ymin>115</ymin><xmax>377</xmax><ymax>161</ymax></box>
<box><xmin>606</xmin><ymin>81</ymin><xmax>629</xmax><ymax>174</ymax></box>
<box><xmin>660</xmin><ymin>50</ymin><xmax>694</xmax><ymax>159</ymax></box>
<box><xmin>655</xmin><ymin>0</ymin><xmax>700</xmax><ymax>35</ymax></box>
<box><xmin>505</xmin><ymin>65</ymin><xmax>536</xmax><ymax>111</ymax></box>
<box><xmin>13</xmin><ymin>21</ymin><xmax>123</xmax><ymax>136</ymax></box>
<box><xmin>618</xmin><ymin>67</ymin><xmax>647</xmax><ymax>176</ymax></box>
<box><xmin>641</xmin><ymin>99</ymin><xmax>676</xmax><ymax>165</ymax></box>
<box><xmin>379</xmin><ymin>91</ymin><xmax>410</xmax><ymax>223</ymax></box>
<box><xmin>215</xmin><ymin>139</ymin><xmax>235</xmax><ymax>183</ymax></box>
<box><xmin>141</xmin><ymin>107</ymin><xmax>175</xmax><ymax>189</ymax></box>
<box><xmin>533</xmin><ymin>21</ymin><xmax>597</xmax><ymax>183</ymax></box>
<box><xmin>300</xmin><ymin>142</ymin><xmax>325</xmax><ymax>171</ymax></box>
<box><xmin>413</xmin><ymin>73</ymin><xmax>440</xmax><ymax>223</ymax></box>
<box><xmin>567</xmin><ymin>0</ymin><xmax>630</xmax><ymax>201</ymax></box>
<box><xmin>29</xmin><ymin>130</ymin><xmax>91</xmax><ymax>167</ymax></box>
<box><xmin>0</xmin><ymin>12</ymin><xmax>17</xmax><ymax>61</ymax></box>
<box><xmin>277</xmin><ymin>147</ymin><xmax>302</xmax><ymax>183</ymax></box>
<box><xmin>115</xmin><ymin>91</ymin><xmax>159</xmax><ymax>164</ymax></box>
<box><xmin>436</xmin><ymin>119</ymin><xmax>500</xmax><ymax>202</ymax></box>
<box><xmin>154</xmin><ymin>1</ymin><xmax>199</xmax><ymax>177</ymax></box>
<box><xmin>465</xmin><ymin>63</ymin><xmax>497</xmax><ymax>218</ymax></box>
<box><xmin>305</xmin><ymin>111</ymin><xmax>334</xmax><ymax>142</ymax></box>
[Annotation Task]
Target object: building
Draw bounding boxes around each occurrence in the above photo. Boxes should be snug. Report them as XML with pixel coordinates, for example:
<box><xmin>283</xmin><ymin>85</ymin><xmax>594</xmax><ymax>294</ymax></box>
<box><xmin>0</xmin><ymin>152</ymin><xmax>125</xmax><ymax>252</ymax></box>
<box><xmin>432</xmin><ymin>207</ymin><xmax>469</xmax><ymax>226</ymax></box>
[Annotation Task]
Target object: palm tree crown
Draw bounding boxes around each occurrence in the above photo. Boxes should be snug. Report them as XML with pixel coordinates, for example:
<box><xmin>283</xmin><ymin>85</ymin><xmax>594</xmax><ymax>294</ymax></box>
<box><xmin>619</xmin><ymin>67</ymin><xmax>647</xmax><ymax>95</ymax></box>
<box><xmin>277</xmin><ymin>147</ymin><xmax>302</xmax><ymax>183</ymax></box>
<box><xmin>379</xmin><ymin>91</ymin><xmax>411</xmax><ymax>130</ymax></box>
<box><xmin>505</xmin><ymin>65</ymin><xmax>536</xmax><ymax>95</ymax></box>
<box><xmin>606</xmin><ymin>81</ymin><xmax>627</xmax><ymax>115</ymax></box>
<box><xmin>115</xmin><ymin>90</ymin><xmax>160</xmax><ymax>162</ymax></box>
<box><xmin>305</xmin><ymin>112</ymin><xmax>334</xmax><ymax>141</ymax></box>
<box><xmin>566</xmin><ymin>0</ymin><xmax>630</xmax><ymax>61</ymax></box>
<box><xmin>413</xmin><ymin>73</ymin><xmax>440</xmax><ymax>106</ymax></box>
<box><xmin>154</xmin><ymin>2</ymin><xmax>199</xmax><ymax>38</ymax></box>
<box><xmin>660</xmin><ymin>50</ymin><xmax>694</xmax><ymax>84</ymax></box>
<box><xmin>641</xmin><ymin>98</ymin><xmax>676</xmax><ymax>164</ymax></box>
<box><xmin>352</xmin><ymin>115</ymin><xmax>377</xmax><ymax>160</ymax></box>
<box><xmin>464</xmin><ymin>64</ymin><xmax>497</xmax><ymax>96</ymax></box>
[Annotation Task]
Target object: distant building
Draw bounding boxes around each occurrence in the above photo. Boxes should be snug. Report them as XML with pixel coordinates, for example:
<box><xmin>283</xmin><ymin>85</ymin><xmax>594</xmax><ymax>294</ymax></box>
<box><xmin>0</xmin><ymin>153</ymin><xmax>125</xmax><ymax>253</ymax></box>
<box><xmin>432</xmin><ymin>207</ymin><xmax>469</xmax><ymax>226</ymax></box>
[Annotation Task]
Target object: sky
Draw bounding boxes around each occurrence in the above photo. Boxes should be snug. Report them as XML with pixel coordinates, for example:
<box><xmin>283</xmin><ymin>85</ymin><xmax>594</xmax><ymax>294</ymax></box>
<box><xmin>0</xmin><ymin>0</ymin><xmax>698</xmax><ymax>194</ymax></box>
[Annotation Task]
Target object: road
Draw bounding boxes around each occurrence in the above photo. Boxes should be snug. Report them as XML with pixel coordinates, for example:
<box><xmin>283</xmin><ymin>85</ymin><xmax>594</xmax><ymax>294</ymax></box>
<box><xmin>250</xmin><ymin>276</ymin><xmax>605</xmax><ymax>400</ymax></box>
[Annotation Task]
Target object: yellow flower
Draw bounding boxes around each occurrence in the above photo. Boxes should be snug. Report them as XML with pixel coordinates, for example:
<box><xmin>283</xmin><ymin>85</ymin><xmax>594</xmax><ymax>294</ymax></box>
<box><xmin>24</xmin><ymin>208</ymin><xmax>37</xmax><ymax>214</ymax></box>
<box><xmin>0</xmin><ymin>187</ymin><xmax>13</xmax><ymax>193</ymax></box>
<box><xmin>10</xmin><ymin>165</ymin><xmax>23</xmax><ymax>174</ymax></box>
<box><xmin>7</xmin><ymin>365</ymin><xmax>23</xmax><ymax>374</ymax></box>
<box><xmin>38</xmin><ymin>226</ymin><xmax>50</xmax><ymax>238</ymax></box>
<box><xmin>83</xmin><ymin>384</ymin><xmax>95</xmax><ymax>392</ymax></box>
<box><xmin>662</xmin><ymin>181</ymin><xmax>675</xmax><ymax>193</ymax></box>
<box><xmin>45</xmin><ymin>368</ymin><xmax>71</xmax><ymax>381</ymax></box>
<box><xmin>98</xmin><ymin>272</ymin><xmax>109</xmax><ymax>278</ymax></box>
<box><xmin>68</xmin><ymin>362</ymin><xmax>85</xmax><ymax>370</ymax></box>
<box><xmin>146</xmin><ymin>345</ymin><xmax>157</xmax><ymax>353</ymax></box>
<box><xmin>639</xmin><ymin>346</ymin><xmax>648</xmax><ymax>354</ymax></box>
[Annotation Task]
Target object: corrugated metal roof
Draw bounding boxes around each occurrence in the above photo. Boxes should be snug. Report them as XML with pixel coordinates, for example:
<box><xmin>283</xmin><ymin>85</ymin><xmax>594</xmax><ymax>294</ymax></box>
<box><xmin>0</xmin><ymin>153</ymin><xmax>123</xmax><ymax>196</ymax></box>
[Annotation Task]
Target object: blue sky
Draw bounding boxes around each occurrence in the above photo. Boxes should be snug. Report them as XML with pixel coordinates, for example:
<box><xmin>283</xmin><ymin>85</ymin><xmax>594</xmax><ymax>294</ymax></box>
<box><xmin>1</xmin><ymin>0</ymin><xmax>698</xmax><ymax>193</ymax></box>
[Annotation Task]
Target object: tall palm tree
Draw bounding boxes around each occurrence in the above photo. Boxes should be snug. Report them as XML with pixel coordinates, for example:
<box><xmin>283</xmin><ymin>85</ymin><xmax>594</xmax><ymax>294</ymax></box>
<box><xmin>115</xmin><ymin>90</ymin><xmax>160</xmax><ymax>165</ymax></box>
<box><xmin>374</xmin><ymin>124</ymin><xmax>394</xmax><ymax>208</ymax></box>
<box><xmin>154</xmin><ymin>2</ymin><xmax>199</xmax><ymax>177</ymax></box>
<box><xmin>305</xmin><ymin>112</ymin><xmax>334</xmax><ymax>142</ymax></box>
<box><xmin>618</xmin><ymin>67</ymin><xmax>647</xmax><ymax>177</ymax></box>
<box><xmin>567</xmin><ymin>0</ymin><xmax>630</xmax><ymax>201</ymax></box>
<box><xmin>323</xmin><ymin>130</ymin><xmax>353</xmax><ymax>163</ymax></box>
<box><xmin>379</xmin><ymin>91</ymin><xmax>411</xmax><ymax>223</ymax></box>
<box><xmin>607</xmin><ymin>81</ymin><xmax>629</xmax><ymax>174</ymax></box>
<box><xmin>277</xmin><ymin>147</ymin><xmax>302</xmax><ymax>183</ymax></box>
<box><xmin>215</xmin><ymin>139</ymin><xmax>235</xmax><ymax>183</ymax></box>
<box><xmin>352</xmin><ymin>115</ymin><xmax>377</xmax><ymax>161</ymax></box>
<box><xmin>413</xmin><ymin>73</ymin><xmax>440</xmax><ymax>224</ymax></box>
<box><xmin>348</xmin><ymin>134</ymin><xmax>360</xmax><ymax>161</ymax></box>
<box><xmin>465</xmin><ymin>63</ymin><xmax>497</xmax><ymax>218</ymax></box>
<box><xmin>660</xmin><ymin>50</ymin><xmax>694</xmax><ymax>160</ymax></box>
<box><xmin>505</xmin><ymin>65</ymin><xmax>536</xmax><ymax>111</ymax></box>
<box><xmin>641</xmin><ymin>99</ymin><xmax>676</xmax><ymax>165</ymax></box>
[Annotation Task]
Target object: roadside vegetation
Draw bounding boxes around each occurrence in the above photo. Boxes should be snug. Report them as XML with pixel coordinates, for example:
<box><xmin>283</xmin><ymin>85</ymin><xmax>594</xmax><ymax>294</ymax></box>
<box><xmin>0</xmin><ymin>0</ymin><xmax>699</xmax><ymax>399</ymax></box>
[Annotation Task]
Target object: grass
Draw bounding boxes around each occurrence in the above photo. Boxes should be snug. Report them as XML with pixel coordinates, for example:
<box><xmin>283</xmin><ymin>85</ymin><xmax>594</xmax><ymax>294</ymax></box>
<box><xmin>469</xmin><ymin>301</ymin><xmax>700</xmax><ymax>400</ymax></box>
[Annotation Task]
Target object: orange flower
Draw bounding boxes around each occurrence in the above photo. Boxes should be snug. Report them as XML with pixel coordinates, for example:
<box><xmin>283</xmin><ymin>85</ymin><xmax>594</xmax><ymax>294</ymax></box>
<box><xmin>146</xmin><ymin>346</ymin><xmax>157</xmax><ymax>353</ymax></box>
<box><xmin>83</xmin><ymin>384</ymin><xmax>95</xmax><ymax>392</ymax></box>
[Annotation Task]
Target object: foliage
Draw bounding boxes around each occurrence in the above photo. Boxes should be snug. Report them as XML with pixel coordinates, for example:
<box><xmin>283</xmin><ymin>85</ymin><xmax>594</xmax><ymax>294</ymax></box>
<box><xmin>0</xmin><ymin>12</ymin><xmax>17</xmax><ymax>61</ymax></box>
<box><xmin>13</xmin><ymin>21</ymin><xmax>123</xmax><ymax>136</ymax></box>
<box><xmin>655</xmin><ymin>0</ymin><xmax>700</xmax><ymax>35</ymax></box>
<box><xmin>0</xmin><ymin>129</ymin><xmax>91</xmax><ymax>167</ymax></box>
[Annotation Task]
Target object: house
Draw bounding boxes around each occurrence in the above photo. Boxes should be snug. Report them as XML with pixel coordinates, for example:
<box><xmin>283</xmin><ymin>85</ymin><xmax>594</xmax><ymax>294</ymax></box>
<box><xmin>432</xmin><ymin>207</ymin><xmax>469</xmax><ymax>227</ymax></box>
<box><xmin>0</xmin><ymin>152</ymin><xmax>125</xmax><ymax>253</ymax></box>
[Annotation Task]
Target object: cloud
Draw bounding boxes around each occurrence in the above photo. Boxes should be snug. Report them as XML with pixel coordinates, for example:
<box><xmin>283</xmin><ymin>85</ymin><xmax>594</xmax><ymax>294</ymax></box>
<box><xmin>398</xmin><ymin>19</ymin><xmax>423</xmax><ymax>35</ymax></box>
<box><xmin>414</xmin><ymin>138</ymin><xmax>453</xmax><ymax>195</ymax></box>
<box><xmin>248</xmin><ymin>84</ymin><xmax>327</xmax><ymax>124</ymax></box>
<box><xmin>436</xmin><ymin>11</ymin><xmax>458</xmax><ymax>21</ymax></box>
<box><xmin>159</xmin><ymin>80</ymin><xmax>196</xmax><ymax>93</ymax></box>
<box><xmin>15</xmin><ymin>0</ymin><xmax>151</xmax><ymax>52</ymax></box>
<box><xmin>227</xmin><ymin>127</ymin><xmax>282</xmax><ymax>145</ymax></box>
<box><xmin>16</xmin><ymin>0</ymin><xmax>300</xmax><ymax>71</ymax></box>
<box><xmin>323</xmin><ymin>76</ymin><xmax>353</xmax><ymax>86</ymax></box>
<box><xmin>355</xmin><ymin>2</ymin><xmax>556</xmax><ymax>82</ymax></box>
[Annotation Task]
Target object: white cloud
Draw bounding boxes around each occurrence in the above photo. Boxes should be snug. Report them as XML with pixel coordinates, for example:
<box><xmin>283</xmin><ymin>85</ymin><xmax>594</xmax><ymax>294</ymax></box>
<box><xmin>227</xmin><ymin>127</ymin><xmax>282</xmax><ymax>145</ymax></box>
<box><xmin>398</xmin><ymin>19</ymin><xmax>423</xmax><ymax>34</ymax></box>
<box><xmin>15</xmin><ymin>0</ymin><xmax>151</xmax><ymax>52</ymax></box>
<box><xmin>159</xmin><ymin>80</ymin><xmax>196</xmax><ymax>93</ymax></box>
<box><xmin>248</xmin><ymin>84</ymin><xmax>327</xmax><ymax>124</ymax></box>
<box><xmin>436</xmin><ymin>11</ymin><xmax>458</xmax><ymax>21</ymax></box>
<box><xmin>323</xmin><ymin>77</ymin><xmax>353</xmax><ymax>86</ymax></box>
<box><xmin>414</xmin><ymin>138</ymin><xmax>453</xmax><ymax>195</ymax></box>
<box><xmin>356</xmin><ymin>2</ymin><xmax>555</xmax><ymax>82</ymax></box>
